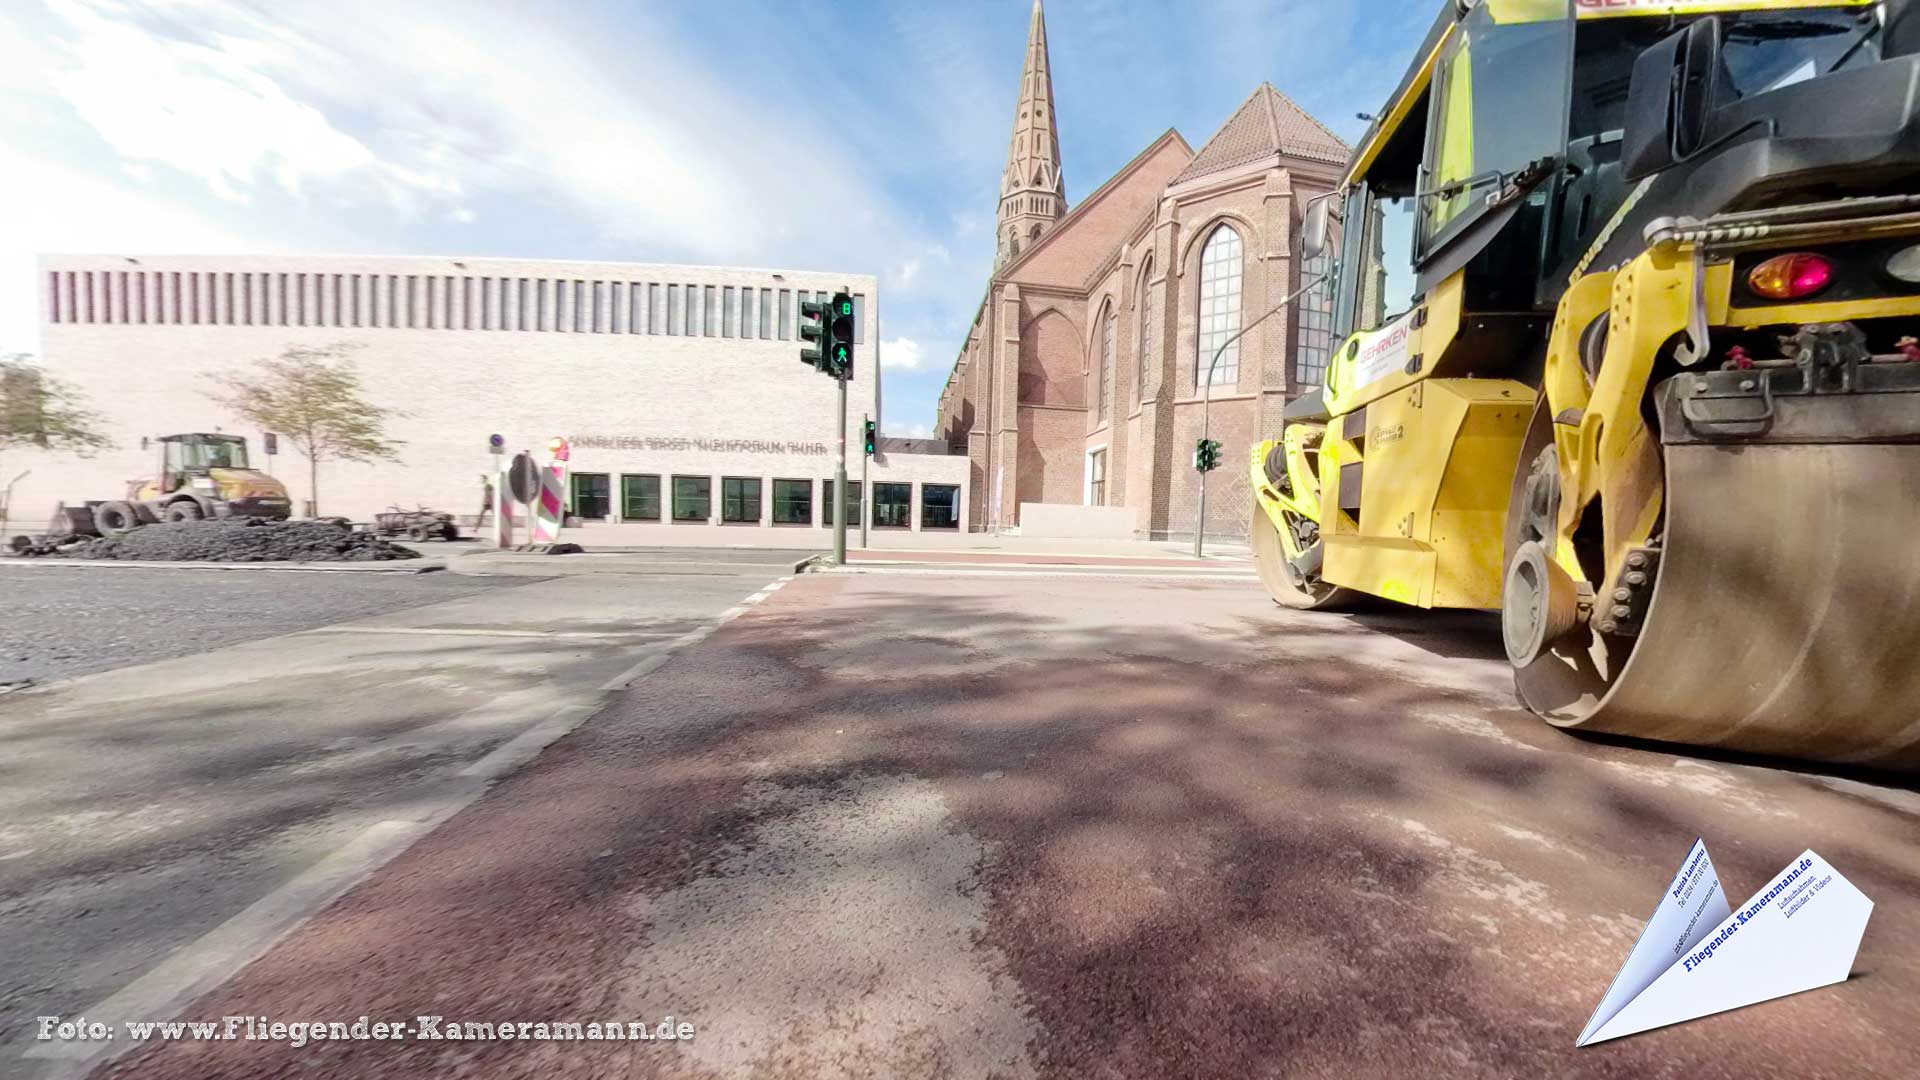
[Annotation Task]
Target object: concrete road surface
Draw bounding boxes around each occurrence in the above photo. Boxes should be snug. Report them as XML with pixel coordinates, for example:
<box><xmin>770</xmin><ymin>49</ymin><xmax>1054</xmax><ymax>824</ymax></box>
<box><xmin>0</xmin><ymin>564</ymin><xmax>511</xmax><ymax>686</ymax></box>
<box><xmin>39</xmin><ymin>568</ymin><xmax>1920</xmax><ymax>1079</ymax></box>
<box><xmin>0</xmin><ymin>550</ymin><xmax>804</xmax><ymax>1077</ymax></box>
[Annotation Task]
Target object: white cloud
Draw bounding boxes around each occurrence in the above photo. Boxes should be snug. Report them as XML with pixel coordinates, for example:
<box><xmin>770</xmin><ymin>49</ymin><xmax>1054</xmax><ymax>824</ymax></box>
<box><xmin>0</xmin><ymin>142</ymin><xmax>256</xmax><ymax>355</ymax></box>
<box><xmin>880</xmin><ymin>337</ymin><xmax>925</xmax><ymax>371</ymax></box>
<box><xmin>41</xmin><ymin>1</ymin><xmax>456</xmax><ymax>211</ymax></box>
<box><xmin>887</xmin><ymin>422</ymin><xmax>933</xmax><ymax>439</ymax></box>
<box><xmin>13</xmin><ymin>0</ymin><xmax>946</xmax><ymax>268</ymax></box>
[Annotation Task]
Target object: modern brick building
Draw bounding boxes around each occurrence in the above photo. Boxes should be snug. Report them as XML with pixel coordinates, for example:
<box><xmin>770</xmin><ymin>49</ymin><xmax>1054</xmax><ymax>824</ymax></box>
<box><xmin>16</xmin><ymin>255</ymin><xmax>967</xmax><ymax>537</ymax></box>
<box><xmin>936</xmin><ymin>0</ymin><xmax>1348</xmax><ymax>541</ymax></box>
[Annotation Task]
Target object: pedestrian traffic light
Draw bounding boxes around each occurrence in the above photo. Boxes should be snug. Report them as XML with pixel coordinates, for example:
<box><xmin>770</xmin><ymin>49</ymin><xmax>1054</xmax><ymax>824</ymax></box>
<box><xmin>798</xmin><ymin>295</ymin><xmax>828</xmax><ymax>372</ymax></box>
<box><xmin>863</xmin><ymin>419</ymin><xmax>877</xmax><ymax>456</ymax></box>
<box><xmin>1193</xmin><ymin>438</ymin><xmax>1222</xmax><ymax>473</ymax></box>
<box><xmin>826</xmin><ymin>291</ymin><xmax>855</xmax><ymax>380</ymax></box>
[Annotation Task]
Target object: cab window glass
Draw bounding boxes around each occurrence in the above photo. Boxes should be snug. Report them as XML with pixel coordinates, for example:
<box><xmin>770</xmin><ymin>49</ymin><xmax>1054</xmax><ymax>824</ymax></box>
<box><xmin>1421</xmin><ymin>2</ymin><xmax>1572</xmax><ymax>254</ymax></box>
<box><xmin>1719</xmin><ymin>10</ymin><xmax>1880</xmax><ymax>101</ymax></box>
<box><xmin>1344</xmin><ymin>191</ymin><xmax>1419</xmax><ymax>335</ymax></box>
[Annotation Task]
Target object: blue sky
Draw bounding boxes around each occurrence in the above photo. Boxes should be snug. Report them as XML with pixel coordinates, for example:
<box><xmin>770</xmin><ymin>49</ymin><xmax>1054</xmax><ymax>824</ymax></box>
<box><xmin>0</xmin><ymin>0</ymin><xmax>1438</xmax><ymax>436</ymax></box>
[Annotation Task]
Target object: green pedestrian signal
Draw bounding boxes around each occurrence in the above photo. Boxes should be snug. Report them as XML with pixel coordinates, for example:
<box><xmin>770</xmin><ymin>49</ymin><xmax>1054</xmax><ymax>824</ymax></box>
<box><xmin>798</xmin><ymin>296</ymin><xmax>828</xmax><ymax>372</ymax></box>
<box><xmin>863</xmin><ymin>419</ymin><xmax>877</xmax><ymax>456</ymax></box>
<box><xmin>826</xmin><ymin>290</ymin><xmax>856</xmax><ymax>380</ymax></box>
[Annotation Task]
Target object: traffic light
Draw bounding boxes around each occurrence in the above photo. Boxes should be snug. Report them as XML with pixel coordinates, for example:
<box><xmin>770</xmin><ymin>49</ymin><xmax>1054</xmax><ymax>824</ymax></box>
<box><xmin>798</xmin><ymin>295</ymin><xmax>828</xmax><ymax>372</ymax></box>
<box><xmin>862</xmin><ymin>419</ymin><xmax>877</xmax><ymax>456</ymax></box>
<box><xmin>1193</xmin><ymin>438</ymin><xmax>1223</xmax><ymax>473</ymax></box>
<box><xmin>826</xmin><ymin>291</ymin><xmax>855</xmax><ymax>380</ymax></box>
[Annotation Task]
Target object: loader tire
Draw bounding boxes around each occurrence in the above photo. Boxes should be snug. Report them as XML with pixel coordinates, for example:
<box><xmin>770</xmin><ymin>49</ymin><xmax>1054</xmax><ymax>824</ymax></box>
<box><xmin>92</xmin><ymin>501</ymin><xmax>140</xmax><ymax>537</ymax></box>
<box><xmin>164</xmin><ymin>501</ymin><xmax>205</xmax><ymax>522</ymax></box>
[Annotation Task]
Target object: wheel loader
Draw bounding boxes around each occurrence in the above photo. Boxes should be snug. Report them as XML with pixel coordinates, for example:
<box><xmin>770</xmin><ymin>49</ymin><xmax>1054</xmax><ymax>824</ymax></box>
<box><xmin>1252</xmin><ymin>0</ymin><xmax>1920</xmax><ymax>769</ymax></box>
<box><xmin>85</xmin><ymin>433</ymin><xmax>290</xmax><ymax>537</ymax></box>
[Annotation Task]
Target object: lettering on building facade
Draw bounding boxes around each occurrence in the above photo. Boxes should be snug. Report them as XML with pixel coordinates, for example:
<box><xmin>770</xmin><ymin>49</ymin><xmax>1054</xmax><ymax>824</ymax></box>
<box><xmin>570</xmin><ymin>435</ymin><xmax>831</xmax><ymax>456</ymax></box>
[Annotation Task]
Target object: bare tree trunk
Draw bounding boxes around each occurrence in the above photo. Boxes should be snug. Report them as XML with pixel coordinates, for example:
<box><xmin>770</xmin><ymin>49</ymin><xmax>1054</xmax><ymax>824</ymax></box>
<box><xmin>308</xmin><ymin>453</ymin><xmax>320</xmax><ymax>518</ymax></box>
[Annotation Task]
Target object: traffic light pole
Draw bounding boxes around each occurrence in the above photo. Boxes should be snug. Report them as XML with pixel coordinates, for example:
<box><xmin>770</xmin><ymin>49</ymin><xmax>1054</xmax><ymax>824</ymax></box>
<box><xmin>1193</xmin><ymin>272</ymin><xmax>1330</xmax><ymax>559</ymax></box>
<box><xmin>834</xmin><ymin>376</ymin><xmax>848</xmax><ymax>566</ymax></box>
<box><xmin>859</xmin><ymin>412</ymin><xmax>869</xmax><ymax>549</ymax></box>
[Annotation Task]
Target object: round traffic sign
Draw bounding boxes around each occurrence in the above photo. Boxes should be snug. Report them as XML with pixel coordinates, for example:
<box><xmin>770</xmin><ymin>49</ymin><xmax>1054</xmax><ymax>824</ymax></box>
<box><xmin>507</xmin><ymin>452</ymin><xmax>542</xmax><ymax>504</ymax></box>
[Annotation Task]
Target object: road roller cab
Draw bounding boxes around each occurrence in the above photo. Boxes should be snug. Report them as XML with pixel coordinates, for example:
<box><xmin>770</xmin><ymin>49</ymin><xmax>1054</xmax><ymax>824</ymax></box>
<box><xmin>1251</xmin><ymin>0</ymin><xmax>1920</xmax><ymax>768</ymax></box>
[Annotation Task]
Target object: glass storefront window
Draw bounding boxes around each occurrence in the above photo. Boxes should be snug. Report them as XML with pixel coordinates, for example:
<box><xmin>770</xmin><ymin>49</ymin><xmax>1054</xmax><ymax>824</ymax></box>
<box><xmin>921</xmin><ymin>484</ymin><xmax>960</xmax><ymax>529</ymax></box>
<box><xmin>873</xmin><ymin>482</ymin><xmax>912</xmax><ymax>528</ymax></box>
<box><xmin>773</xmin><ymin>479</ymin><xmax>812</xmax><ymax>525</ymax></box>
<box><xmin>570</xmin><ymin>472</ymin><xmax>610</xmax><ymax>520</ymax></box>
<box><xmin>621</xmin><ymin>474</ymin><xmax>660</xmax><ymax>521</ymax></box>
<box><xmin>672</xmin><ymin>475</ymin><xmax>711</xmax><ymax>522</ymax></box>
<box><xmin>822</xmin><ymin>480</ymin><xmax>861</xmax><ymax>528</ymax></box>
<box><xmin>721</xmin><ymin>477</ymin><xmax>762</xmax><ymax>524</ymax></box>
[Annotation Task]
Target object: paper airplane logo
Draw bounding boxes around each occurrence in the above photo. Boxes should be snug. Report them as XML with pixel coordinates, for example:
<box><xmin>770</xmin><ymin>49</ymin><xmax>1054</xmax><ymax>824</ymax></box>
<box><xmin>1577</xmin><ymin>840</ymin><xmax>1873</xmax><ymax>1046</ymax></box>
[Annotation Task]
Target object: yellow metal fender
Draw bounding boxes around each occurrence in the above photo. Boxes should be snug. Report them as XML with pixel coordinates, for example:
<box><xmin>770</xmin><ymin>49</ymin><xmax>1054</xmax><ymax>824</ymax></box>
<box><xmin>1251</xmin><ymin>424</ymin><xmax>1330</xmax><ymax>559</ymax></box>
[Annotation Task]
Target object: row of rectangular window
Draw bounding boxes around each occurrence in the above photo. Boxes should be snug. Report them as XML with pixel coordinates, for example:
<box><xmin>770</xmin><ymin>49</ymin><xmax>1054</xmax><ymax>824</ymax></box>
<box><xmin>44</xmin><ymin>270</ymin><xmax>865</xmax><ymax>343</ymax></box>
<box><xmin>570</xmin><ymin>474</ymin><xmax>958</xmax><ymax>529</ymax></box>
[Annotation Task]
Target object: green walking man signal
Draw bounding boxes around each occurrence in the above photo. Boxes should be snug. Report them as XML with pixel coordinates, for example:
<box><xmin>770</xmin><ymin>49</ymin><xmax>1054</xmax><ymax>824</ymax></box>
<box><xmin>862</xmin><ymin>419</ymin><xmax>877</xmax><ymax>456</ymax></box>
<box><xmin>798</xmin><ymin>291</ymin><xmax>857</xmax><ymax>380</ymax></box>
<box><xmin>1193</xmin><ymin>438</ymin><xmax>1223</xmax><ymax>473</ymax></box>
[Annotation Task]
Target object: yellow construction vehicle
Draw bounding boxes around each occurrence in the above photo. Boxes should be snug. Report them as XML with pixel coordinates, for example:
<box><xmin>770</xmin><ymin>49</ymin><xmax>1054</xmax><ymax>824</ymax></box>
<box><xmin>1253</xmin><ymin>0</ymin><xmax>1920</xmax><ymax>768</ymax></box>
<box><xmin>95</xmin><ymin>433</ymin><xmax>291</xmax><ymax>534</ymax></box>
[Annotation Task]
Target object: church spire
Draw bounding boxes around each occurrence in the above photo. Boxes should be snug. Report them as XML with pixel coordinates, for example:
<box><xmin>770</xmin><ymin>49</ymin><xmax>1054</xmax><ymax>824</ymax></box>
<box><xmin>996</xmin><ymin>0</ymin><xmax>1065</xmax><ymax>270</ymax></box>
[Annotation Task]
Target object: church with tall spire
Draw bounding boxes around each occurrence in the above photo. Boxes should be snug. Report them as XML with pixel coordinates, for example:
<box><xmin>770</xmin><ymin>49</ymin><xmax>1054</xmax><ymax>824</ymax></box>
<box><xmin>996</xmin><ymin>0</ymin><xmax>1066</xmax><ymax>270</ymax></box>
<box><xmin>938</xmin><ymin>2</ymin><xmax>1351</xmax><ymax>542</ymax></box>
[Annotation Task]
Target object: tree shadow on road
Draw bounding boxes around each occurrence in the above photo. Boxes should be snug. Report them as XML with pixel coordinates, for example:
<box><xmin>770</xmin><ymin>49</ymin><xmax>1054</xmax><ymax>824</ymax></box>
<box><xmin>86</xmin><ymin>583</ymin><xmax>1920</xmax><ymax>1080</ymax></box>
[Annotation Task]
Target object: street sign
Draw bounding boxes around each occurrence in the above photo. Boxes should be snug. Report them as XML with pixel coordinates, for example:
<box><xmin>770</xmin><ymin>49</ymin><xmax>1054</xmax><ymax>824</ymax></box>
<box><xmin>488</xmin><ymin>433</ymin><xmax>505</xmax><ymax>455</ymax></box>
<box><xmin>263</xmin><ymin>432</ymin><xmax>278</xmax><ymax>456</ymax></box>
<box><xmin>507</xmin><ymin>452</ymin><xmax>542</xmax><ymax>504</ymax></box>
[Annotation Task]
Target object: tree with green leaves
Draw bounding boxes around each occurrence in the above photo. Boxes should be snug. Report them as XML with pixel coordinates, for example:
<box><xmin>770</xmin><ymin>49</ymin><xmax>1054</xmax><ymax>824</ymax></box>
<box><xmin>1</xmin><ymin>354</ymin><xmax>111</xmax><ymax>531</ymax></box>
<box><xmin>205</xmin><ymin>344</ymin><xmax>404</xmax><ymax>517</ymax></box>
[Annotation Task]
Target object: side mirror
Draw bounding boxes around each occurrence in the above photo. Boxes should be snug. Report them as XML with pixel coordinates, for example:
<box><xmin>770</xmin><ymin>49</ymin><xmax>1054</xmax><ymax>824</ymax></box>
<box><xmin>1673</xmin><ymin>17</ymin><xmax>1722</xmax><ymax>158</ymax></box>
<box><xmin>1623</xmin><ymin>17</ymin><xmax>1723</xmax><ymax>181</ymax></box>
<box><xmin>1301</xmin><ymin>192</ymin><xmax>1338</xmax><ymax>262</ymax></box>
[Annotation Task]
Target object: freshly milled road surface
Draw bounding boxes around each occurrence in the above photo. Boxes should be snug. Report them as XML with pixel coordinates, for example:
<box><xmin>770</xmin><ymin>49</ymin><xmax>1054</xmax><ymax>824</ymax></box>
<box><xmin>89</xmin><ymin>571</ymin><xmax>1920</xmax><ymax>1079</ymax></box>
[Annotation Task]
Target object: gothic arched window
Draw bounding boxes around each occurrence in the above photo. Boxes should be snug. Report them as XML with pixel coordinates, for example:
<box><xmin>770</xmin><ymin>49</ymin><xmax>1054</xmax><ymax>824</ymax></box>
<box><xmin>1096</xmin><ymin>301</ymin><xmax>1114</xmax><ymax>425</ymax></box>
<box><xmin>1196</xmin><ymin>224</ymin><xmax>1244</xmax><ymax>389</ymax></box>
<box><xmin>1136</xmin><ymin>255</ymin><xmax>1156</xmax><ymax>401</ymax></box>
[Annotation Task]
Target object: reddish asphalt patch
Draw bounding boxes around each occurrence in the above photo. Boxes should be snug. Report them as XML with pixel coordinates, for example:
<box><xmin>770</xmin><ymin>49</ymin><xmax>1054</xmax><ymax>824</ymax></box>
<box><xmin>90</xmin><ymin>574</ymin><xmax>1920</xmax><ymax>1079</ymax></box>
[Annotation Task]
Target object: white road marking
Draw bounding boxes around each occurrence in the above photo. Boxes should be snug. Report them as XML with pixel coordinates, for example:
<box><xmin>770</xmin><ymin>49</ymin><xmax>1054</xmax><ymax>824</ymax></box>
<box><xmin>457</xmin><ymin>701</ymin><xmax>603</xmax><ymax>779</ymax></box>
<box><xmin>22</xmin><ymin>819</ymin><xmax>438</xmax><ymax>1077</ymax></box>
<box><xmin>598</xmin><ymin>576</ymin><xmax>794</xmax><ymax>690</ymax></box>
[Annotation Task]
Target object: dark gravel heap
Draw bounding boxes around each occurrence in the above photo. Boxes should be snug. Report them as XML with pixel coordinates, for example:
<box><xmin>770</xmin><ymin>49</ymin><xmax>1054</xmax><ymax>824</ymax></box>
<box><xmin>57</xmin><ymin>519</ymin><xmax>421</xmax><ymax>562</ymax></box>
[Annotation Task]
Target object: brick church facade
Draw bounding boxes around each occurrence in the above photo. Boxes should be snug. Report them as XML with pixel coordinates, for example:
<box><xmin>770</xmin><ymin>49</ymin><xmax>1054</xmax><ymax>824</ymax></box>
<box><xmin>935</xmin><ymin>0</ymin><xmax>1349</xmax><ymax>541</ymax></box>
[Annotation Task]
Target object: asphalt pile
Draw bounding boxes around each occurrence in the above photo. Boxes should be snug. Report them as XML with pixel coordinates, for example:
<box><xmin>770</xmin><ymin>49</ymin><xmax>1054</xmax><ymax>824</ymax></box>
<box><xmin>58</xmin><ymin>519</ymin><xmax>421</xmax><ymax>562</ymax></box>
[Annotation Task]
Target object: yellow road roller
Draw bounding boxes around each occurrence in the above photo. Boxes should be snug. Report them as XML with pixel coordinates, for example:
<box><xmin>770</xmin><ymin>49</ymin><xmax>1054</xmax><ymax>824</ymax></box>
<box><xmin>1253</xmin><ymin>0</ymin><xmax>1920</xmax><ymax>768</ymax></box>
